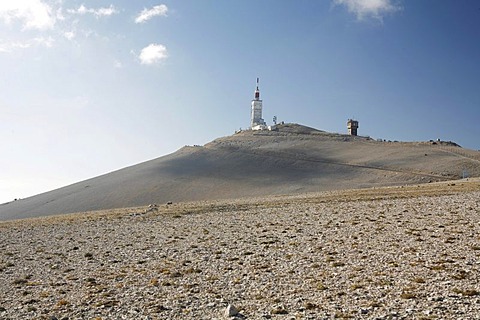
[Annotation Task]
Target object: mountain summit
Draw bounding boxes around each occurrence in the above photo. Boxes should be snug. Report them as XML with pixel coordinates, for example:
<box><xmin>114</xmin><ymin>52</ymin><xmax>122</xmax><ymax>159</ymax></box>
<box><xmin>1</xmin><ymin>123</ymin><xmax>479</xmax><ymax>221</ymax></box>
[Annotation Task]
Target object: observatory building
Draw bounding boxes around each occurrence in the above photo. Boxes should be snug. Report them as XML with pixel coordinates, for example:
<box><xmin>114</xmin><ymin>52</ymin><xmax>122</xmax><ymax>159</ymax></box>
<box><xmin>250</xmin><ymin>78</ymin><xmax>267</xmax><ymax>130</ymax></box>
<box><xmin>347</xmin><ymin>119</ymin><xmax>359</xmax><ymax>136</ymax></box>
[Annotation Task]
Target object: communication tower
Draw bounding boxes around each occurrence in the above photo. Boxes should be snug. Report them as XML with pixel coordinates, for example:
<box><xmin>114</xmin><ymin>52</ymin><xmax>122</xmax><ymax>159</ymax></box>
<box><xmin>250</xmin><ymin>78</ymin><xmax>266</xmax><ymax>129</ymax></box>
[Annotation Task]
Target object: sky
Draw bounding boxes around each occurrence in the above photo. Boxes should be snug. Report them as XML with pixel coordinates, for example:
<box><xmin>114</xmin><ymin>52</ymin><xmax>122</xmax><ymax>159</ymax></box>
<box><xmin>1</xmin><ymin>0</ymin><xmax>480</xmax><ymax>203</ymax></box>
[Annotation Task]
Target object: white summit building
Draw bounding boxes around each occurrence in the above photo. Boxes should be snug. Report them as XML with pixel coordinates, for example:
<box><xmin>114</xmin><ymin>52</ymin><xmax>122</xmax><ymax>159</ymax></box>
<box><xmin>250</xmin><ymin>78</ymin><xmax>267</xmax><ymax>130</ymax></box>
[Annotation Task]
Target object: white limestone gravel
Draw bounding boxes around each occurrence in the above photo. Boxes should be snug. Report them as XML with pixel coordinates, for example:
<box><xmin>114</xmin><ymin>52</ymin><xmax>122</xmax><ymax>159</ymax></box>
<box><xmin>1</xmin><ymin>184</ymin><xmax>480</xmax><ymax>319</ymax></box>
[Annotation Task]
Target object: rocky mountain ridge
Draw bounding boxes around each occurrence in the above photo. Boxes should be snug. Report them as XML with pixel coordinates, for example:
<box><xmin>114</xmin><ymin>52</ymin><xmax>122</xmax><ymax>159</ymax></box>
<box><xmin>1</xmin><ymin>123</ymin><xmax>479</xmax><ymax>221</ymax></box>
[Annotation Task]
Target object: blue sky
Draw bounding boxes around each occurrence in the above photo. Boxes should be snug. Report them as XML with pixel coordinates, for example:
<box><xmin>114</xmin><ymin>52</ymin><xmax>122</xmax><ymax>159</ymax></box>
<box><xmin>1</xmin><ymin>0</ymin><xmax>479</xmax><ymax>203</ymax></box>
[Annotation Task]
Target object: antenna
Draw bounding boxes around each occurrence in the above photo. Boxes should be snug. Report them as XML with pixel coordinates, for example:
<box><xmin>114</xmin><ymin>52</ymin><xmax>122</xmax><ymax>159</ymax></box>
<box><xmin>254</xmin><ymin>77</ymin><xmax>260</xmax><ymax>100</ymax></box>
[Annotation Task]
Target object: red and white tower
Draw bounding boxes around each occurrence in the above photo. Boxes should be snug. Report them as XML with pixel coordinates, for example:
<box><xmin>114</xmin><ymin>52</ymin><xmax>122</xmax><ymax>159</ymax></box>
<box><xmin>250</xmin><ymin>77</ymin><xmax>266</xmax><ymax>129</ymax></box>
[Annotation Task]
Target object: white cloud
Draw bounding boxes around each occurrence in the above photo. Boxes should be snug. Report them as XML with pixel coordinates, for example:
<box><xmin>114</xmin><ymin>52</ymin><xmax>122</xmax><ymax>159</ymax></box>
<box><xmin>135</xmin><ymin>4</ymin><xmax>168</xmax><ymax>24</ymax></box>
<box><xmin>68</xmin><ymin>4</ymin><xmax>118</xmax><ymax>18</ymax></box>
<box><xmin>114</xmin><ymin>60</ymin><xmax>122</xmax><ymax>68</ymax></box>
<box><xmin>74</xmin><ymin>4</ymin><xmax>87</xmax><ymax>15</ymax></box>
<box><xmin>95</xmin><ymin>5</ymin><xmax>117</xmax><ymax>17</ymax></box>
<box><xmin>63</xmin><ymin>31</ymin><xmax>75</xmax><ymax>40</ymax></box>
<box><xmin>138</xmin><ymin>43</ymin><xmax>168</xmax><ymax>65</ymax></box>
<box><xmin>0</xmin><ymin>0</ymin><xmax>56</xmax><ymax>30</ymax></box>
<box><xmin>56</xmin><ymin>7</ymin><xmax>65</xmax><ymax>21</ymax></box>
<box><xmin>333</xmin><ymin>0</ymin><xmax>401</xmax><ymax>21</ymax></box>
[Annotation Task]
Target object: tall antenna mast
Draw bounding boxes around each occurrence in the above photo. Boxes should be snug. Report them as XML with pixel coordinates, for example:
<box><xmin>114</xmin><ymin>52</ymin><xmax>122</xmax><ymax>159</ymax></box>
<box><xmin>254</xmin><ymin>77</ymin><xmax>260</xmax><ymax>100</ymax></box>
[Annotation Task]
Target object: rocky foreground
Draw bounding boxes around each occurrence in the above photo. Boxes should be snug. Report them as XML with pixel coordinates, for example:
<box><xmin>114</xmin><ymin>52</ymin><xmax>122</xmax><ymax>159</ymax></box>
<box><xmin>1</xmin><ymin>180</ymin><xmax>480</xmax><ymax>319</ymax></box>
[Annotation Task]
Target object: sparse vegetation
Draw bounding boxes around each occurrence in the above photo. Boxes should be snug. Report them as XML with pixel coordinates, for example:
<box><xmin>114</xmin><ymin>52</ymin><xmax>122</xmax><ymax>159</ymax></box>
<box><xmin>452</xmin><ymin>288</ymin><xmax>479</xmax><ymax>296</ymax></box>
<box><xmin>413</xmin><ymin>277</ymin><xmax>426</xmax><ymax>284</ymax></box>
<box><xmin>56</xmin><ymin>299</ymin><xmax>69</xmax><ymax>307</ymax></box>
<box><xmin>400</xmin><ymin>292</ymin><xmax>416</xmax><ymax>299</ymax></box>
<box><xmin>271</xmin><ymin>307</ymin><xmax>288</xmax><ymax>315</ymax></box>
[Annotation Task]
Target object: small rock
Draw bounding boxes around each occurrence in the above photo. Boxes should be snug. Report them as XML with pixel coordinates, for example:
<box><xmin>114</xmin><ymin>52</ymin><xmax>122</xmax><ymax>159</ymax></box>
<box><xmin>225</xmin><ymin>304</ymin><xmax>239</xmax><ymax>317</ymax></box>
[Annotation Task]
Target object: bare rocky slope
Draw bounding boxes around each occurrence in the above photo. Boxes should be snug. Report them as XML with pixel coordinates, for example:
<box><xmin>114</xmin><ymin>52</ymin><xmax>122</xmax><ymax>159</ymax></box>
<box><xmin>1</xmin><ymin>180</ymin><xmax>480</xmax><ymax>319</ymax></box>
<box><xmin>1</xmin><ymin>123</ymin><xmax>480</xmax><ymax>221</ymax></box>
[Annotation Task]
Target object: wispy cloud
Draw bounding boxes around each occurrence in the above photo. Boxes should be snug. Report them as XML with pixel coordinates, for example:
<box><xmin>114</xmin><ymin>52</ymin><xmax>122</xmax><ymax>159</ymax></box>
<box><xmin>0</xmin><ymin>36</ymin><xmax>54</xmax><ymax>53</ymax></box>
<box><xmin>0</xmin><ymin>41</ymin><xmax>31</xmax><ymax>53</ymax></box>
<box><xmin>138</xmin><ymin>44</ymin><xmax>168</xmax><ymax>65</ymax></box>
<box><xmin>67</xmin><ymin>4</ymin><xmax>118</xmax><ymax>18</ymax></box>
<box><xmin>135</xmin><ymin>4</ymin><xmax>168</xmax><ymax>24</ymax></box>
<box><xmin>56</xmin><ymin>7</ymin><xmax>65</xmax><ymax>21</ymax></box>
<box><xmin>94</xmin><ymin>5</ymin><xmax>118</xmax><ymax>18</ymax></box>
<box><xmin>34</xmin><ymin>36</ymin><xmax>54</xmax><ymax>47</ymax></box>
<box><xmin>333</xmin><ymin>0</ymin><xmax>401</xmax><ymax>21</ymax></box>
<box><xmin>0</xmin><ymin>0</ymin><xmax>56</xmax><ymax>30</ymax></box>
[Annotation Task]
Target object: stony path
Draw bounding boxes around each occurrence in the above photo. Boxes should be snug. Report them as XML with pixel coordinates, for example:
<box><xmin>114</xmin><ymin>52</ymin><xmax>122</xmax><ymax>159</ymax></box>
<box><xmin>1</xmin><ymin>187</ymin><xmax>480</xmax><ymax>319</ymax></box>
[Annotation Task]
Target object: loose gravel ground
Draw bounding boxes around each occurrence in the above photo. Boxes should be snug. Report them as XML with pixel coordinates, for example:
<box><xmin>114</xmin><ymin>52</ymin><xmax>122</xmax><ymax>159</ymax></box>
<box><xmin>1</xmin><ymin>181</ymin><xmax>480</xmax><ymax>319</ymax></box>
